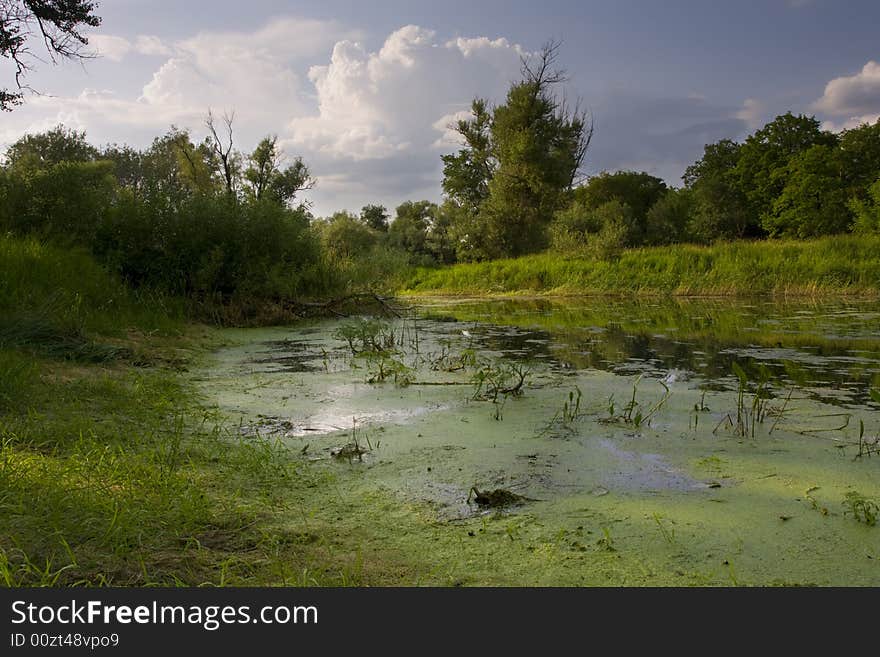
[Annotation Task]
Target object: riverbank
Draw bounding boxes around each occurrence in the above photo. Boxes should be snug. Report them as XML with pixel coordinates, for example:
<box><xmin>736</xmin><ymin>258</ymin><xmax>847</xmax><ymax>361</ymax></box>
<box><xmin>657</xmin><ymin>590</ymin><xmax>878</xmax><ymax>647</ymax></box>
<box><xmin>401</xmin><ymin>235</ymin><xmax>880</xmax><ymax>297</ymax></box>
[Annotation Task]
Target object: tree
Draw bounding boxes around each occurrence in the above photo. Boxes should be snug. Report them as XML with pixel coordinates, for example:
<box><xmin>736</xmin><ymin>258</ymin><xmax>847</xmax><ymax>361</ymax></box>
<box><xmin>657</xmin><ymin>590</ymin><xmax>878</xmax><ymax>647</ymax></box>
<box><xmin>441</xmin><ymin>98</ymin><xmax>495</xmax><ymax>213</ymax></box>
<box><xmin>734</xmin><ymin>112</ymin><xmax>837</xmax><ymax>222</ymax></box>
<box><xmin>440</xmin><ymin>41</ymin><xmax>592</xmax><ymax>259</ymax></box>
<box><xmin>243</xmin><ymin>135</ymin><xmax>314</xmax><ymax>207</ymax></box>
<box><xmin>572</xmin><ymin>170</ymin><xmax>667</xmax><ymax>242</ymax></box>
<box><xmin>388</xmin><ymin>200</ymin><xmax>436</xmax><ymax>262</ymax></box>
<box><xmin>684</xmin><ymin>139</ymin><xmax>755</xmax><ymax>241</ymax></box>
<box><xmin>766</xmin><ymin>144</ymin><xmax>850</xmax><ymax>237</ymax></box>
<box><xmin>319</xmin><ymin>211</ymin><xmax>378</xmax><ymax>261</ymax></box>
<box><xmin>359</xmin><ymin>204</ymin><xmax>389</xmax><ymax>232</ymax></box>
<box><xmin>1</xmin><ymin>0</ymin><xmax>101</xmax><ymax>110</ymax></box>
<box><xmin>205</xmin><ymin>109</ymin><xmax>241</xmax><ymax>195</ymax></box>
<box><xmin>644</xmin><ymin>187</ymin><xmax>693</xmax><ymax>245</ymax></box>
<box><xmin>850</xmin><ymin>177</ymin><xmax>880</xmax><ymax>234</ymax></box>
<box><xmin>4</xmin><ymin>124</ymin><xmax>97</xmax><ymax>169</ymax></box>
<box><xmin>838</xmin><ymin>119</ymin><xmax>880</xmax><ymax>196</ymax></box>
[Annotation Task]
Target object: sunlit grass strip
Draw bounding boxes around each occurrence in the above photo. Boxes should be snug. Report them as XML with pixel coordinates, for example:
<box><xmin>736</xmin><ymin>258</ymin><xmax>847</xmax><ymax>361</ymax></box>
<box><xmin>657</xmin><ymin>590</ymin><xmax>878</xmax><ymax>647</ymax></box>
<box><xmin>401</xmin><ymin>235</ymin><xmax>880</xmax><ymax>297</ymax></box>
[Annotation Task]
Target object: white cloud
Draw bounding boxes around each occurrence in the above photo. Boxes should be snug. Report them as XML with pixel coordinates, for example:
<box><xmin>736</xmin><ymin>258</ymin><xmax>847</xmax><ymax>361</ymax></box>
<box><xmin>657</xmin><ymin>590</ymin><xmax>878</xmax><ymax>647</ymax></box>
<box><xmin>813</xmin><ymin>60</ymin><xmax>880</xmax><ymax>131</ymax></box>
<box><xmin>134</xmin><ymin>35</ymin><xmax>172</xmax><ymax>57</ymax></box>
<box><xmin>736</xmin><ymin>98</ymin><xmax>766</xmax><ymax>130</ymax></box>
<box><xmin>286</xmin><ymin>26</ymin><xmax>523</xmax><ymax>163</ymax></box>
<box><xmin>89</xmin><ymin>34</ymin><xmax>132</xmax><ymax>62</ymax></box>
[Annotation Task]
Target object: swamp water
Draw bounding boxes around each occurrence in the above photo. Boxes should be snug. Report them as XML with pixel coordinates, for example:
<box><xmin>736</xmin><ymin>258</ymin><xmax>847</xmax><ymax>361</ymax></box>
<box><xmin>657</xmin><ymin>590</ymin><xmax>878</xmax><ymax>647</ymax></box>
<box><xmin>193</xmin><ymin>297</ymin><xmax>880</xmax><ymax>585</ymax></box>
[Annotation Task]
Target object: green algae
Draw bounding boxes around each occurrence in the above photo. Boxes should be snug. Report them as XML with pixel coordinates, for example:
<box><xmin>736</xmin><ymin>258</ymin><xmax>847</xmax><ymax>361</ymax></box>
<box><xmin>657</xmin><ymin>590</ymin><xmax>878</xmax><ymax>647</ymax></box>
<box><xmin>192</xmin><ymin>300</ymin><xmax>880</xmax><ymax>585</ymax></box>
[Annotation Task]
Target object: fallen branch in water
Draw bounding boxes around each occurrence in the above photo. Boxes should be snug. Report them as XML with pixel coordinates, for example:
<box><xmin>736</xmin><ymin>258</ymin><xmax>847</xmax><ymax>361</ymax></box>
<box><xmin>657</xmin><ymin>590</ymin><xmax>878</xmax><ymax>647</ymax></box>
<box><xmin>285</xmin><ymin>293</ymin><xmax>409</xmax><ymax>319</ymax></box>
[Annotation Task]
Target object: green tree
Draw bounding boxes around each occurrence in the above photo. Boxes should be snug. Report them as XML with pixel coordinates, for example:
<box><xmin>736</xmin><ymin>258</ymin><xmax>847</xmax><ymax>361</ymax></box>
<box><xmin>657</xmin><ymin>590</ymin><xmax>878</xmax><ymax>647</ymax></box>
<box><xmin>850</xmin><ymin>177</ymin><xmax>880</xmax><ymax>234</ymax></box>
<box><xmin>1</xmin><ymin>0</ymin><xmax>101</xmax><ymax>110</ymax></box>
<box><xmin>319</xmin><ymin>211</ymin><xmax>379</xmax><ymax>261</ymax></box>
<box><xmin>644</xmin><ymin>187</ymin><xmax>693</xmax><ymax>245</ymax></box>
<box><xmin>243</xmin><ymin>135</ymin><xmax>314</xmax><ymax>207</ymax></box>
<box><xmin>440</xmin><ymin>42</ymin><xmax>592</xmax><ymax>259</ymax></box>
<box><xmin>360</xmin><ymin>204</ymin><xmax>390</xmax><ymax>232</ymax></box>
<box><xmin>766</xmin><ymin>144</ymin><xmax>850</xmax><ymax>237</ymax></box>
<box><xmin>388</xmin><ymin>200</ymin><xmax>436</xmax><ymax>262</ymax></box>
<box><xmin>425</xmin><ymin>201</ymin><xmax>458</xmax><ymax>264</ymax></box>
<box><xmin>734</xmin><ymin>112</ymin><xmax>837</xmax><ymax>223</ymax></box>
<box><xmin>572</xmin><ymin>170</ymin><xmax>667</xmax><ymax>243</ymax></box>
<box><xmin>838</xmin><ymin>119</ymin><xmax>880</xmax><ymax>197</ymax></box>
<box><xmin>441</xmin><ymin>98</ymin><xmax>495</xmax><ymax>213</ymax></box>
<box><xmin>684</xmin><ymin>139</ymin><xmax>754</xmax><ymax>241</ymax></box>
<box><xmin>4</xmin><ymin>124</ymin><xmax>97</xmax><ymax>168</ymax></box>
<box><xmin>575</xmin><ymin>171</ymin><xmax>667</xmax><ymax>221</ymax></box>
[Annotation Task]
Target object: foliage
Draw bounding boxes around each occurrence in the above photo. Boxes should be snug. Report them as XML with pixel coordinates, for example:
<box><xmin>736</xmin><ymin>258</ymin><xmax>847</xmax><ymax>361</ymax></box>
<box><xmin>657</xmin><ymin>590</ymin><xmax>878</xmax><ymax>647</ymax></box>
<box><xmin>644</xmin><ymin>187</ymin><xmax>693</xmax><ymax>245</ymax></box>
<box><xmin>684</xmin><ymin>139</ymin><xmax>756</xmax><ymax>241</ymax></box>
<box><xmin>440</xmin><ymin>42</ymin><xmax>592</xmax><ymax>259</ymax></box>
<box><xmin>573</xmin><ymin>170</ymin><xmax>667</xmax><ymax>235</ymax></box>
<box><xmin>733</xmin><ymin>112</ymin><xmax>838</xmax><ymax>224</ymax></box>
<box><xmin>842</xmin><ymin>491</ymin><xmax>878</xmax><ymax>526</ymax></box>
<box><xmin>387</xmin><ymin>200</ymin><xmax>437</xmax><ymax>263</ymax></box>
<box><xmin>360</xmin><ymin>204</ymin><xmax>390</xmax><ymax>232</ymax></box>
<box><xmin>850</xmin><ymin>178</ymin><xmax>880</xmax><ymax>234</ymax></box>
<box><xmin>767</xmin><ymin>144</ymin><xmax>851</xmax><ymax>237</ymax></box>
<box><xmin>0</xmin><ymin>0</ymin><xmax>101</xmax><ymax>110</ymax></box>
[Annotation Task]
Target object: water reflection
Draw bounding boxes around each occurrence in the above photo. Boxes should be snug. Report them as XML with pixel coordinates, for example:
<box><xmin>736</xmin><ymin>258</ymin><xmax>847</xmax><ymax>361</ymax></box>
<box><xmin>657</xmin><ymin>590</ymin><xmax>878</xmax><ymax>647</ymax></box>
<box><xmin>418</xmin><ymin>297</ymin><xmax>880</xmax><ymax>408</ymax></box>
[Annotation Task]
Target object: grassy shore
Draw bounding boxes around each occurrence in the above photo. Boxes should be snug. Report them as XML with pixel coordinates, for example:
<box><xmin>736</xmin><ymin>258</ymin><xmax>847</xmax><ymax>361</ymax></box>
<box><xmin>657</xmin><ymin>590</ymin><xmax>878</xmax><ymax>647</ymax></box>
<box><xmin>0</xmin><ymin>235</ymin><xmax>386</xmax><ymax>585</ymax></box>
<box><xmin>401</xmin><ymin>235</ymin><xmax>880</xmax><ymax>297</ymax></box>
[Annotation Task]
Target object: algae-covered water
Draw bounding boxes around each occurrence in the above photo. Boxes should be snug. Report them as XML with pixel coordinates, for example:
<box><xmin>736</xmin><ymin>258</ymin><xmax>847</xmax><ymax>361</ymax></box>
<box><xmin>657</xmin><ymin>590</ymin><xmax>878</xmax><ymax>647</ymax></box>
<box><xmin>193</xmin><ymin>297</ymin><xmax>880</xmax><ymax>585</ymax></box>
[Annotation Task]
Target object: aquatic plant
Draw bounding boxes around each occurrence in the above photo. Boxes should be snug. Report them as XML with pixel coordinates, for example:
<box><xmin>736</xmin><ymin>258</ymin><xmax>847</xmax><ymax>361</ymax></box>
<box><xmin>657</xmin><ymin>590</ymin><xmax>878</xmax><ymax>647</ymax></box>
<box><xmin>601</xmin><ymin>375</ymin><xmax>670</xmax><ymax>428</ymax></box>
<box><xmin>653</xmin><ymin>513</ymin><xmax>676</xmax><ymax>544</ymax></box>
<box><xmin>470</xmin><ymin>360</ymin><xmax>529</xmax><ymax>403</ymax></box>
<box><xmin>361</xmin><ymin>351</ymin><xmax>413</xmax><ymax>386</ymax></box>
<box><xmin>713</xmin><ymin>363</ymin><xmax>773</xmax><ymax>439</ymax></box>
<box><xmin>842</xmin><ymin>491</ymin><xmax>879</xmax><ymax>526</ymax></box>
<box><xmin>854</xmin><ymin>419</ymin><xmax>880</xmax><ymax>459</ymax></box>
<box><xmin>333</xmin><ymin>317</ymin><xmax>398</xmax><ymax>355</ymax></box>
<box><xmin>596</xmin><ymin>527</ymin><xmax>615</xmax><ymax>552</ymax></box>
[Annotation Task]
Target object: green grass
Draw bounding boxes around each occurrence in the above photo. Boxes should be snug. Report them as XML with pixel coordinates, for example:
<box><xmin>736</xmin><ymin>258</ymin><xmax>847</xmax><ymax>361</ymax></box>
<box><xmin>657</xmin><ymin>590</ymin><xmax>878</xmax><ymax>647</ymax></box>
<box><xmin>0</xmin><ymin>235</ymin><xmax>333</xmax><ymax>585</ymax></box>
<box><xmin>401</xmin><ymin>235</ymin><xmax>880</xmax><ymax>297</ymax></box>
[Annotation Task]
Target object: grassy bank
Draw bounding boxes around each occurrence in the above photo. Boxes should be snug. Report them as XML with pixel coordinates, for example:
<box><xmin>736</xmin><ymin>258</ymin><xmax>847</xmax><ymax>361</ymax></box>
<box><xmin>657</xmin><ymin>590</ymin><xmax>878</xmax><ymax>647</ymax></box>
<box><xmin>0</xmin><ymin>235</ymin><xmax>405</xmax><ymax>585</ymax></box>
<box><xmin>401</xmin><ymin>235</ymin><xmax>880</xmax><ymax>297</ymax></box>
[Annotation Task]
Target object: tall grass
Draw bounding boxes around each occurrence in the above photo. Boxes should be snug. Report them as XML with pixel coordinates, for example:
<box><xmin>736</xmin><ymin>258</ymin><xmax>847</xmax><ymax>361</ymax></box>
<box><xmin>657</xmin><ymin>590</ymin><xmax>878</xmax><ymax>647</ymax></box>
<box><xmin>0</xmin><ymin>234</ymin><xmax>301</xmax><ymax>586</ymax></box>
<box><xmin>0</xmin><ymin>235</ymin><xmax>183</xmax><ymax>362</ymax></box>
<box><xmin>402</xmin><ymin>235</ymin><xmax>880</xmax><ymax>297</ymax></box>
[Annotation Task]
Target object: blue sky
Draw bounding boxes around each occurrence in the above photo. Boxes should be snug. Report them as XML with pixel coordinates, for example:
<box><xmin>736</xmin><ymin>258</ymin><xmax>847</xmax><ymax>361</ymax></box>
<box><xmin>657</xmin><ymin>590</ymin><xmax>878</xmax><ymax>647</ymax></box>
<box><xmin>3</xmin><ymin>0</ymin><xmax>879</xmax><ymax>216</ymax></box>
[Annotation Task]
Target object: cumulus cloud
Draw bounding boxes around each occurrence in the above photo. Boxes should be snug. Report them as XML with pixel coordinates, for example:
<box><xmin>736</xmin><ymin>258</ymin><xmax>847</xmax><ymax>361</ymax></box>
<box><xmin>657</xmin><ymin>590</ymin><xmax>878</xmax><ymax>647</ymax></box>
<box><xmin>285</xmin><ymin>26</ymin><xmax>523</xmax><ymax>162</ymax></box>
<box><xmin>89</xmin><ymin>33</ymin><xmax>173</xmax><ymax>60</ymax></box>
<box><xmin>89</xmin><ymin>34</ymin><xmax>133</xmax><ymax>62</ymax></box>
<box><xmin>813</xmin><ymin>61</ymin><xmax>880</xmax><ymax>131</ymax></box>
<box><xmin>134</xmin><ymin>35</ymin><xmax>173</xmax><ymax>57</ymax></box>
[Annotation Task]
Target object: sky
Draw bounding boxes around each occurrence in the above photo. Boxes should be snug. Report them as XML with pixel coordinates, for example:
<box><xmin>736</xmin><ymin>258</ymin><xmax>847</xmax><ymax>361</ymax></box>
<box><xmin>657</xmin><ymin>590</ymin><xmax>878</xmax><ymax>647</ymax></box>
<box><xmin>2</xmin><ymin>0</ymin><xmax>880</xmax><ymax>216</ymax></box>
